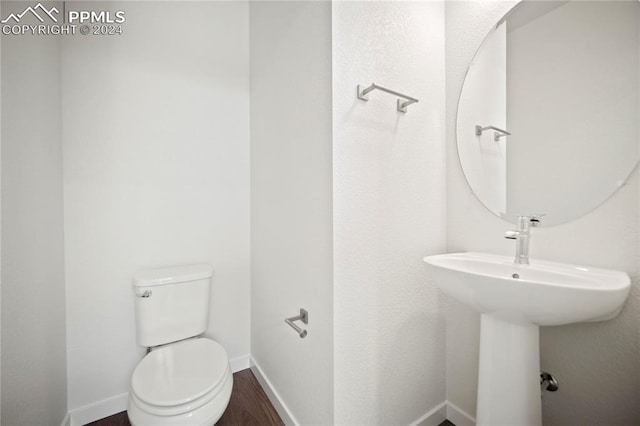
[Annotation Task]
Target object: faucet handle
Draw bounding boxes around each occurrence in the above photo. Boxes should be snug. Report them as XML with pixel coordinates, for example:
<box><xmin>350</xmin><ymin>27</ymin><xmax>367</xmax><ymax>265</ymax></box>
<box><xmin>509</xmin><ymin>214</ymin><xmax>545</xmax><ymax>226</ymax></box>
<box><xmin>529</xmin><ymin>214</ymin><xmax>545</xmax><ymax>227</ymax></box>
<box><xmin>504</xmin><ymin>230</ymin><xmax>519</xmax><ymax>240</ymax></box>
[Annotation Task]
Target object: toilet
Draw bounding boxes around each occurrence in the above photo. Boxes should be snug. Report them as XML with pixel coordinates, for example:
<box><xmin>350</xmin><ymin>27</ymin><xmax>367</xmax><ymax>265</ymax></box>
<box><xmin>127</xmin><ymin>264</ymin><xmax>233</xmax><ymax>425</ymax></box>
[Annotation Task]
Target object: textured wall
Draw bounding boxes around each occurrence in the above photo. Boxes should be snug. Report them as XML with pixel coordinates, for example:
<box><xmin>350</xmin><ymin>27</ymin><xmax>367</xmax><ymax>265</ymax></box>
<box><xmin>1</xmin><ymin>1</ymin><xmax>68</xmax><ymax>423</ymax></box>
<box><xmin>333</xmin><ymin>2</ymin><xmax>446</xmax><ymax>424</ymax></box>
<box><xmin>445</xmin><ymin>2</ymin><xmax>640</xmax><ymax>424</ymax></box>
<box><xmin>62</xmin><ymin>1</ymin><xmax>250</xmax><ymax>413</ymax></box>
<box><xmin>250</xmin><ymin>2</ymin><xmax>334</xmax><ymax>424</ymax></box>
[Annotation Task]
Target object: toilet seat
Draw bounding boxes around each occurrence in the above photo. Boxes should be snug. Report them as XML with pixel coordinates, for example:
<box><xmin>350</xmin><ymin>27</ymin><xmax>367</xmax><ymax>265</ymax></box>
<box><xmin>130</xmin><ymin>338</ymin><xmax>232</xmax><ymax>417</ymax></box>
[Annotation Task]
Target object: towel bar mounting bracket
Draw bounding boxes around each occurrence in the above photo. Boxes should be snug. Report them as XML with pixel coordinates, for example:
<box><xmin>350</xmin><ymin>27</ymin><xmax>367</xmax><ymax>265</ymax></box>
<box><xmin>357</xmin><ymin>83</ymin><xmax>419</xmax><ymax>113</ymax></box>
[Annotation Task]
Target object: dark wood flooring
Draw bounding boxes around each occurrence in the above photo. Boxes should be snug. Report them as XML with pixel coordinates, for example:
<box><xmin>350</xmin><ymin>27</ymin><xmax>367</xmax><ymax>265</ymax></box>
<box><xmin>216</xmin><ymin>369</ymin><xmax>283</xmax><ymax>426</ymax></box>
<box><xmin>87</xmin><ymin>369</ymin><xmax>283</xmax><ymax>426</ymax></box>
<box><xmin>88</xmin><ymin>369</ymin><xmax>456</xmax><ymax>426</ymax></box>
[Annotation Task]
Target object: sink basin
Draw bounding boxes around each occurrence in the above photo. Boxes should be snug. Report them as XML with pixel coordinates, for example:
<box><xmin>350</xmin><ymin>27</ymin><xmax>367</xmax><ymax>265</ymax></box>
<box><xmin>423</xmin><ymin>252</ymin><xmax>631</xmax><ymax>426</ymax></box>
<box><xmin>423</xmin><ymin>252</ymin><xmax>630</xmax><ymax>326</ymax></box>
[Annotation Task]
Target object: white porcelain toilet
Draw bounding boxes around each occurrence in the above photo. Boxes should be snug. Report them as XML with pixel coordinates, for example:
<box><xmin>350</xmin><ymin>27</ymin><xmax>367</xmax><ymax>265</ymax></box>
<box><xmin>127</xmin><ymin>264</ymin><xmax>233</xmax><ymax>425</ymax></box>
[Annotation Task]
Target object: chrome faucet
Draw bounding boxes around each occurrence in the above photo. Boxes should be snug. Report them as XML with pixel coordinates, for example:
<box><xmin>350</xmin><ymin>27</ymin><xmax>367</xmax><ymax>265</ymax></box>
<box><xmin>504</xmin><ymin>215</ymin><xmax>542</xmax><ymax>264</ymax></box>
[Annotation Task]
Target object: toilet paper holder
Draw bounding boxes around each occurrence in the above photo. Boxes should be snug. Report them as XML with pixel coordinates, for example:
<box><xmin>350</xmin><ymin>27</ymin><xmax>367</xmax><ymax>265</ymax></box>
<box><xmin>285</xmin><ymin>308</ymin><xmax>308</xmax><ymax>338</ymax></box>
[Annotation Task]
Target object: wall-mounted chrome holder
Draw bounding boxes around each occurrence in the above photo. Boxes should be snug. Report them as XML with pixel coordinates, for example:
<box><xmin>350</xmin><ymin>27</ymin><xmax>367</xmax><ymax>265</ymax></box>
<box><xmin>285</xmin><ymin>308</ymin><xmax>308</xmax><ymax>338</ymax></box>
<box><xmin>136</xmin><ymin>290</ymin><xmax>152</xmax><ymax>298</ymax></box>
<box><xmin>357</xmin><ymin>83</ymin><xmax>419</xmax><ymax>113</ymax></box>
<box><xmin>540</xmin><ymin>371</ymin><xmax>559</xmax><ymax>392</ymax></box>
<box><xmin>475</xmin><ymin>124</ymin><xmax>511</xmax><ymax>141</ymax></box>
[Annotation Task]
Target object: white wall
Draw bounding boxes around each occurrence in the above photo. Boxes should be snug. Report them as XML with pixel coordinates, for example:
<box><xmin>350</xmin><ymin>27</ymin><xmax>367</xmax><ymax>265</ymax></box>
<box><xmin>333</xmin><ymin>2</ymin><xmax>446</xmax><ymax>424</ymax></box>
<box><xmin>1</xmin><ymin>19</ymin><xmax>2</xmax><ymax>421</ymax></box>
<box><xmin>445</xmin><ymin>2</ymin><xmax>640</xmax><ymax>424</ymax></box>
<box><xmin>1</xmin><ymin>2</ymin><xmax>68</xmax><ymax>423</ymax></box>
<box><xmin>250</xmin><ymin>2</ymin><xmax>334</xmax><ymax>424</ymax></box>
<box><xmin>506</xmin><ymin>1</ymin><xmax>639</xmax><ymax>224</ymax></box>
<box><xmin>456</xmin><ymin>22</ymin><xmax>507</xmax><ymax>216</ymax></box>
<box><xmin>62</xmin><ymin>1</ymin><xmax>250</xmax><ymax>415</ymax></box>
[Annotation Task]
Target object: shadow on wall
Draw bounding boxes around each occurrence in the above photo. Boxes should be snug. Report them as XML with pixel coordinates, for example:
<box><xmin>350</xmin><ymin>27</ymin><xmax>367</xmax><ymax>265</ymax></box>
<box><xmin>378</xmin><ymin>301</ymin><xmax>447</xmax><ymax>424</ymax></box>
<box><xmin>540</xmin><ymin>275</ymin><xmax>640</xmax><ymax>426</ymax></box>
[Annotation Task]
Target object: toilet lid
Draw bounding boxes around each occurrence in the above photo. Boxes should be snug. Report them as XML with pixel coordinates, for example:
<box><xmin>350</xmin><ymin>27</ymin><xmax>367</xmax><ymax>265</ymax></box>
<box><xmin>131</xmin><ymin>338</ymin><xmax>229</xmax><ymax>407</ymax></box>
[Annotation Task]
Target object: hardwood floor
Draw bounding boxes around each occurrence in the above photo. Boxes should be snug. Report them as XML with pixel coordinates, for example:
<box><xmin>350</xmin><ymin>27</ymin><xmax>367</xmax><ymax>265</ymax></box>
<box><xmin>87</xmin><ymin>369</ymin><xmax>283</xmax><ymax>426</ymax></box>
<box><xmin>86</xmin><ymin>412</ymin><xmax>130</xmax><ymax>426</ymax></box>
<box><xmin>87</xmin><ymin>412</ymin><xmax>131</xmax><ymax>426</ymax></box>
<box><xmin>87</xmin><ymin>369</ymin><xmax>455</xmax><ymax>426</ymax></box>
<box><xmin>216</xmin><ymin>369</ymin><xmax>283</xmax><ymax>426</ymax></box>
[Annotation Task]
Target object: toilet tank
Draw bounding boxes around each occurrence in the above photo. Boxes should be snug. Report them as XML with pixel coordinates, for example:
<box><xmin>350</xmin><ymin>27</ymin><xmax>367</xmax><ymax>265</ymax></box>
<box><xmin>133</xmin><ymin>264</ymin><xmax>213</xmax><ymax>347</ymax></box>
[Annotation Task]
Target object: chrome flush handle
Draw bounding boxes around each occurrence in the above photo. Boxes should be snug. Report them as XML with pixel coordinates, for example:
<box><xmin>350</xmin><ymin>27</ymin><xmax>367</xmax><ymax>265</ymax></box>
<box><xmin>136</xmin><ymin>290</ymin><xmax>152</xmax><ymax>298</ymax></box>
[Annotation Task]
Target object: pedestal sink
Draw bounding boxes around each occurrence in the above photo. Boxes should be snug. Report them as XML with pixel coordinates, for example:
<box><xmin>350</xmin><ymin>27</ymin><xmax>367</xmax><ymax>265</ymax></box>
<box><xmin>423</xmin><ymin>252</ymin><xmax>630</xmax><ymax>426</ymax></box>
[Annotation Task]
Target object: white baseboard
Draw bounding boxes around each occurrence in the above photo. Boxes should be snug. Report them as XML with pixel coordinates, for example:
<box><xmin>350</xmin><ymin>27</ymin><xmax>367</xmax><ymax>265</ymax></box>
<box><xmin>62</xmin><ymin>352</ymin><xmax>250</xmax><ymax>426</ymax></box>
<box><xmin>230</xmin><ymin>353</ymin><xmax>250</xmax><ymax>372</ymax></box>
<box><xmin>250</xmin><ymin>356</ymin><xmax>298</xmax><ymax>426</ymax></box>
<box><xmin>446</xmin><ymin>401</ymin><xmax>476</xmax><ymax>426</ymax></box>
<box><xmin>60</xmin><ymin>412</ymin><xmax>71</xmax><ymax>426</ymax></box>
<box><xmin>68</xmin><ymin>392</ymin><xmax>129</xmax><ymax>426</ymax></box>
<box><xmin>62</xmin><ymin>355</ymin><xmax>473</xmax><ymax>426</ymax></box>
<box><xmin>410</xmin><ymin>401</ymin><xmax>447</xmax><ymax>426</ymax></box>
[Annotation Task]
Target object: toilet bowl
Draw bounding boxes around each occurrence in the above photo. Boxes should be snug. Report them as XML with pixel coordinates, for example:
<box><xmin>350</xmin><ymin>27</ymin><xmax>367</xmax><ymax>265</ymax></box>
<box><xmin>128</xmin><ymin>338</ymin><xmax>233</xmax><ymax>426</ymax></box>
<box><xmin>127</xmin><ymin>264</ymin><xmax>232</xmax><ymax>425</ymax></box>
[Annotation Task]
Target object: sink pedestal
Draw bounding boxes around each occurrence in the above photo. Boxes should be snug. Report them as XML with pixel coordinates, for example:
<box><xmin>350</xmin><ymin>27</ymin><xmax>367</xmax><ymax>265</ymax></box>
<box><xmin>423</xmin><ymin>252</ymin><xmax>631</xmax><ymax>426</ymax></box>
<box><xmin>477</xmin><ymin>314</ymin><xmax>541</xmax><ymax>426</ymax></box>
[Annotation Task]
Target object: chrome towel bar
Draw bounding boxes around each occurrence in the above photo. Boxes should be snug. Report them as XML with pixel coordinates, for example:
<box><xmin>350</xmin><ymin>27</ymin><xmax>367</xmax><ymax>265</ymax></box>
<box><xmin>285</xmin><ymin>308</ymin><xmax>308</xmax><ymax>338</ymax></box>
<box><xmin>357</xmin><ymin>83</ymin><xmax>419</xmax><ymax>113</ymax></box>
<box><xmin>475</xmin><ymin>124</ymin><xmax>511</xmax><ymax>141</ymax></box>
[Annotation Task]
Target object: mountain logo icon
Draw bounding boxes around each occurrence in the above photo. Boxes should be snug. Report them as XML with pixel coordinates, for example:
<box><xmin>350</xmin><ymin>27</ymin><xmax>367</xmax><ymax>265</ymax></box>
<box><xmin>1</xmin><ymin>3</ymin><xmax>59</xmax><ymax>24</ymax></box>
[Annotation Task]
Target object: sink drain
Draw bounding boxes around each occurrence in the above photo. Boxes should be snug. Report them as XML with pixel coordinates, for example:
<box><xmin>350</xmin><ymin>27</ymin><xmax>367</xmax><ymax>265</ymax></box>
<box><xmin>512</xmin><ymin>273</ymin><xmax>520</xmax><ymax>279</ymax></box>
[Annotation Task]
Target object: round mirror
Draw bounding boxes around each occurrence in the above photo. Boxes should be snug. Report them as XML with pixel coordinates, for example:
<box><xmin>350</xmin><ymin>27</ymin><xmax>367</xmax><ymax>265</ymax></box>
<box><xmin>456</xmin><ymin>0</ymin><xmax>639</xmax><ymax>226</ymax></box>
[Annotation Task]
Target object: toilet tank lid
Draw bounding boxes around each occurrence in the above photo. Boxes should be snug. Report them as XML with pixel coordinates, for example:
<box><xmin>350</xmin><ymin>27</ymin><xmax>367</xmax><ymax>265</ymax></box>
<box><xmin>133</xmin><ymin>264</ymin><xmax>213</xmax><ymax>287</ymax></box>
